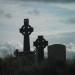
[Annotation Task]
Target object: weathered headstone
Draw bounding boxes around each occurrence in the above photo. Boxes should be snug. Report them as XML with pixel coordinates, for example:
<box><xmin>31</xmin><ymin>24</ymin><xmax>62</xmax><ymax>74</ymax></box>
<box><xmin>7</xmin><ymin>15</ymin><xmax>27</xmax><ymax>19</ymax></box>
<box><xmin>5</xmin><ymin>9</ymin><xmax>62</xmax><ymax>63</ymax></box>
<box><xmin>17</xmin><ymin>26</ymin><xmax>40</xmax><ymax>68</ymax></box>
<box><xmin>48</xmin><ymin>44</ymin><xmax>66</xmax><ymax>63</ymax></box>
<box><xmin>48</xmin><ymin>44</ymin><xmax>66</xmax><ymax>75</ymax></box>
<box><xmin>34</xmin><ymin>35</ymin><xmax>48</xmax><ymax>62</ymax></box>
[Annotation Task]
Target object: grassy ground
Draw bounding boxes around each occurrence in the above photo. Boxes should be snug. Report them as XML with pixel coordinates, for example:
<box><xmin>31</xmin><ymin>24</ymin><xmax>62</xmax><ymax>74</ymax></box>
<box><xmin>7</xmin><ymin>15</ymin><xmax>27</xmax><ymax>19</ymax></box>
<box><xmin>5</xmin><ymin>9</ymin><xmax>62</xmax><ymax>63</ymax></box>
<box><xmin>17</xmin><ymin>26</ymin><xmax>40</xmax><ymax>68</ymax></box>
<box><xmin>0</xmin><ymin>55</ymin><xmax>75</xmax><ymax>75</ymax></box>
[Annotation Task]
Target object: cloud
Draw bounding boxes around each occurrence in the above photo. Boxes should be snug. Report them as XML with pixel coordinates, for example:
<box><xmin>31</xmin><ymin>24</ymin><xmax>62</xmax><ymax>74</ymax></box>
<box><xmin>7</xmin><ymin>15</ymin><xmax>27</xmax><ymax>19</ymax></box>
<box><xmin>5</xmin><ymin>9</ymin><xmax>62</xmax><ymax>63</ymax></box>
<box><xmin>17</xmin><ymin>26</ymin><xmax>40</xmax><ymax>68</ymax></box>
<box><xmin>36</xmin><ymin>0</ymin><xmax>75</xmax><ymax>2</ymax></box>
<box><xmin>0</xmin><ymin>9</ymin><xmax>13</xmax><ymax>19</ymax></box>
<box><xmin>0</xmin><ymin>42</ymin><xmax>15</xmax><ymax>57</ymax></box>
<box><xmin>0</xmin><ymin>41</ymin><xmax>23</xmax><ymax>58</ymax></box>
<box><xmin>1</xmin><ymin>0</ymin><xmax>75</xmax><ymax>3</ymax></box>
<box><xmin>66</xmin><ymin>50</ymin><xmax>75</xmax><ymax>60</ymax></box>
<box><xmin>28</xmin><ymin>8</ymin><xmax>40</xmax><ymax>15</ymax></box>
<box><xmin>13</xmin><ymin>0</ymin><xmax>75</xmax><ymax>3</ymax></box>
<box><xmin>0</xmin><ymin>10</ymin><xmax>4</xmax><ymax>15</ymax></box>
<box><xmin>66</xmin><ymin>42</ymin><xmax>75</xmax><ymax>60</ymax></box>
<box><xmin>66</xmin><ymin>18</ymin><xmax>75</xmax><ymax>24</ymax></box>
<box><xmin>5</xmin><ymin>13</ymin><xmax>12</xmax><ymax>18</ymax></box>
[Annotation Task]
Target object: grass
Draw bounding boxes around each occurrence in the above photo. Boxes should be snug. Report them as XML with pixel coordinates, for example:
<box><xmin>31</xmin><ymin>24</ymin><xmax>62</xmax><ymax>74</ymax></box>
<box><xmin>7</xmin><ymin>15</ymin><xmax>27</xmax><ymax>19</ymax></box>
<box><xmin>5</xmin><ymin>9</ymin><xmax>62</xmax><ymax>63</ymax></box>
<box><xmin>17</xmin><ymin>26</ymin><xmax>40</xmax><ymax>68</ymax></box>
<box><xmin>0</xmin><ymin>55</ymin><xmax>75</xmax><ymax>75</ymax></box>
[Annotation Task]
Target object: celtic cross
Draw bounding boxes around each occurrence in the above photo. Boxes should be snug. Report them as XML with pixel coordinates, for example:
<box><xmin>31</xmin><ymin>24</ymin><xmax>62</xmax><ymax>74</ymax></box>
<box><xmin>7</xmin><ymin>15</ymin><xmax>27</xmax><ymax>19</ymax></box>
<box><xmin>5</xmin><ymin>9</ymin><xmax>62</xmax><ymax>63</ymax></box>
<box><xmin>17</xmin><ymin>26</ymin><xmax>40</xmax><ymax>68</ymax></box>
<box><xmin>34</xmin><ymin>35</ymin><xmax>48</xmax><ymax>61</ymax></box>
<box><xmin>20</xmin><ymin>19</ymin><xmax>33</xmax><ymax>53</ymax></box>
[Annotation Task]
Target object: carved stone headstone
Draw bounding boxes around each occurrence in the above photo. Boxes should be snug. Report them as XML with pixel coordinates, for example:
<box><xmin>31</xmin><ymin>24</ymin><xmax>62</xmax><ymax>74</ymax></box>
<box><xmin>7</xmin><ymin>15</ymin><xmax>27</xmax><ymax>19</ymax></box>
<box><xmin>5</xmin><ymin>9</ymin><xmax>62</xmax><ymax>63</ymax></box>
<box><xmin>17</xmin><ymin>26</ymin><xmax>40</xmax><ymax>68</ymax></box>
<box><xmin>34</xmin><ymin>35</ymin><xmax>48</xmax><ymax>62</ymax></box>
<box><xmin>48</xmin><ymin>44</ymin><xmax>66</xmax><ymax>75</ymax></box>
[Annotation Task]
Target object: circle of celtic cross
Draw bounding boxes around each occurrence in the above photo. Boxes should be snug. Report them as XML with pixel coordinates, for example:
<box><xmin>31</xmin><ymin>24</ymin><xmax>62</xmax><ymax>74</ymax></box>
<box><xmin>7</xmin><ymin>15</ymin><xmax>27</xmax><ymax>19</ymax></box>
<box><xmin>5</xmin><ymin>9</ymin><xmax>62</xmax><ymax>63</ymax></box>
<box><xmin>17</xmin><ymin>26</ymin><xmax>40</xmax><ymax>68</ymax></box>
<box><xmin>20</xmin><ymin>25</ymin><xmax>33</xmax><ymax>36</ymax></box>
<box><xmin>34</xmin><ymin>36</ymin><xmax>48</xmax><ymax>49</ymax></box>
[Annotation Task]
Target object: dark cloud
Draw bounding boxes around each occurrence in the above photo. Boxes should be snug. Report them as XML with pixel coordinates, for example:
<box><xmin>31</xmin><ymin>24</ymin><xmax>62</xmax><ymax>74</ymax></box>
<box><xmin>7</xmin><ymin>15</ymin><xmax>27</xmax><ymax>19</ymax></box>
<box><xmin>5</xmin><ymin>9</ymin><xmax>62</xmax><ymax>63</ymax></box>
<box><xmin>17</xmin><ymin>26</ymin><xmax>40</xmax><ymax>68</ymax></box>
<box><xmin>67</xmin><ymin>18</ymin><xmax>75</xmax><ymax>24</ymax></box>
<box><xmin>5</xmin><ymin>13</ymin><xmax>12</xmax><ymax>19</ymax></box>
<box><xmin>16</xmin><ymin>0</ymin><xmax>75</xmax><ymax>3</ymax></box>
<box><xmin>0</xmin><ymin>43</ymin><xmax>15</xmax><ymax>57</ymax></box>
<box><xmin>63</xmin><ymin>18</ymin><xmax>75</xmax><ymax>24</ymax></box>
<box><xmin>1</xmin><ymin>0</ymin><xmax>75</xmax><ymax>3</ymax></box>
<box><xmin>35</xmin><ymin>0</ymin><xmax>75</xmax><ymax>2</ymax></box>
<box><xmin>28</xmin><ymin>8</ymin><xmax>40</xmax><ymax>15</ymax></box>
<box><xmin>0</xmin><ymin>10</ymin><xmax>13</xmax><ymax>19</ymax></box>
<box><xmin>0</xmin><ymin>10</ymin><xmax>4</xmax><ymax>15</ymax></box>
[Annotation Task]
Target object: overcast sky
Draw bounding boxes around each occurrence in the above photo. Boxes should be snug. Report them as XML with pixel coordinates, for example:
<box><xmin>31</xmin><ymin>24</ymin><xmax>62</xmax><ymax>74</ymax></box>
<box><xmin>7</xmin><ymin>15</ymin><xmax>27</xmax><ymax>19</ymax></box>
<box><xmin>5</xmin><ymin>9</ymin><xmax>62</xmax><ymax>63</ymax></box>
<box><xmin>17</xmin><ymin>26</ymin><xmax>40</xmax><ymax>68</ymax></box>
<box><xmin>0</xmin><ymin>0</ymin><xmax>75</xmax><ymax>58</ymax></box>
<box><xmin>1</xmin><ymin>0</ymin><xmax>75</xmax><ymax>3</ymax></box>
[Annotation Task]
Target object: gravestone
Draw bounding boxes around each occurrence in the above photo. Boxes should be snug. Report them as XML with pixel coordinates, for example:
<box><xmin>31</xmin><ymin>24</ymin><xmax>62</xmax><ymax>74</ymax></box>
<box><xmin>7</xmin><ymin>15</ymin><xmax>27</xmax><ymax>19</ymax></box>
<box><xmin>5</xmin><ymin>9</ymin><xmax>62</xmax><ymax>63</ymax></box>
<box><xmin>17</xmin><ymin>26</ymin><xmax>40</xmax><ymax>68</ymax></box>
<box><xmin>14</xmin><ymin>49</ymin><xmax>19</xmax><ymax>56</ymax></box>
<box><xmin>14</xmin><ymin>19</ymin><xmax>34</xmax><ymax>56</ymax></box>
<box><xmin>34</xmin><ymin>35</ymin><xmax>48</xmax><ymax>62</ymax></box>
<box><xmin>48</xmin><ymin>44</ymin><xmax>66</xmax><ymax>75</ymax></box>
<box><xmin>20</xmin><ymin>19</ymin><xmax>33</xmax><ymax>53</ymax></box>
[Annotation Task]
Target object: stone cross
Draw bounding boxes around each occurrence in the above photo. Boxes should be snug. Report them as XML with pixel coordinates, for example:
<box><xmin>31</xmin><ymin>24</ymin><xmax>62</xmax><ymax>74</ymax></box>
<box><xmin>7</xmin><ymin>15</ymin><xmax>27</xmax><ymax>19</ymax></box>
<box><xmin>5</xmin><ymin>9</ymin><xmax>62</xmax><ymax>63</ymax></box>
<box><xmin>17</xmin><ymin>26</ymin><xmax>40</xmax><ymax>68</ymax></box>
<box><xmin>20</xmin><ymin>19</ymin><xmax>33</xmax><ymax>53</ymax></box>
<box><xmin>34</xmin><ymin>35</ymin><xmax>48</xmax><ymax>61</ymax></box>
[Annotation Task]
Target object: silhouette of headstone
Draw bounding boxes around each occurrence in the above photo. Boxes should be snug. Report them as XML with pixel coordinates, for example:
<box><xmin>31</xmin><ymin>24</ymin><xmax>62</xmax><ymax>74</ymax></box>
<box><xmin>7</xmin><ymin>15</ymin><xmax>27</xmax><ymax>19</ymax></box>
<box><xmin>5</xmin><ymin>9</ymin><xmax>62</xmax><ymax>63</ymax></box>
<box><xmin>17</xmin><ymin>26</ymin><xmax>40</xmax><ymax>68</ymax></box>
<box><xmin>14</xmin><ymin>49</ymin><xmax>19</xmax><ymax>56</ymax></box>
<box><xmin>19</xmin><ymin>19</ymin><xmax>33</xmax><ymax>53</ymax></box>
<box><xmin>48</xmin><ymin>44</ymin><xmax>66</xmax><ymax>75</ymax></box>
<box><xmin>34</xmin><ymin>35</ymin><xmax>48</xmax><ymax>62</ymax></box>
<box><xmin>14</xmin><ymin>49</ymin><xmax>27</xmax><ymax>56</ymax></box>
<box><xmin>14</xmin><ymin>19</ymin><xmax>34</xmax><ymax>57</ymax></box>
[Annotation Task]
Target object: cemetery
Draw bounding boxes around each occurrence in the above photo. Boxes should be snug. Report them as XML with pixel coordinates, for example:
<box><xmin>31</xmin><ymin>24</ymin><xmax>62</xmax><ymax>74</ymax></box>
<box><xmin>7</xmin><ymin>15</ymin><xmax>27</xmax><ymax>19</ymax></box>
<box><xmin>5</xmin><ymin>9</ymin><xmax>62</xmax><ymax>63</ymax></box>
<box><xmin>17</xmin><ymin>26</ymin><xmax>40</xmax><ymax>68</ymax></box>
<box><xmin>0</xmin><ymin>19</ymin><xmax>75</xmax><ymax>75</ymax></box>
<box><xmin>14</xmin><ymin>19</ymin><xmax>66</xmax><ymax>63</ymax></box>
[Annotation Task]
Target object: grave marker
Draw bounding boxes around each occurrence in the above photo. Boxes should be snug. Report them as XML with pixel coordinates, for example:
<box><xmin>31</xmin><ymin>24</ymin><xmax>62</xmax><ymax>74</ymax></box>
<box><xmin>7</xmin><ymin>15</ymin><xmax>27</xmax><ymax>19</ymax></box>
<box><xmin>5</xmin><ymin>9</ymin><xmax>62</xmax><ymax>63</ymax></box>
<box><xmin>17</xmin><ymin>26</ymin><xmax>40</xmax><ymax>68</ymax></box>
<box><xmin>19</xmin><ymin>19</ymin><xmax>33</xmax><ymax>53</ymax></box>
<box><xmin>48</xmin><ymin>44</ymin><xmax>66</xmax><ymax>75</ymax></box>
<box><xmin>34</xmin><ymin>35</ymin><xmax>48</xmax><ymax>62</ymax></box>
